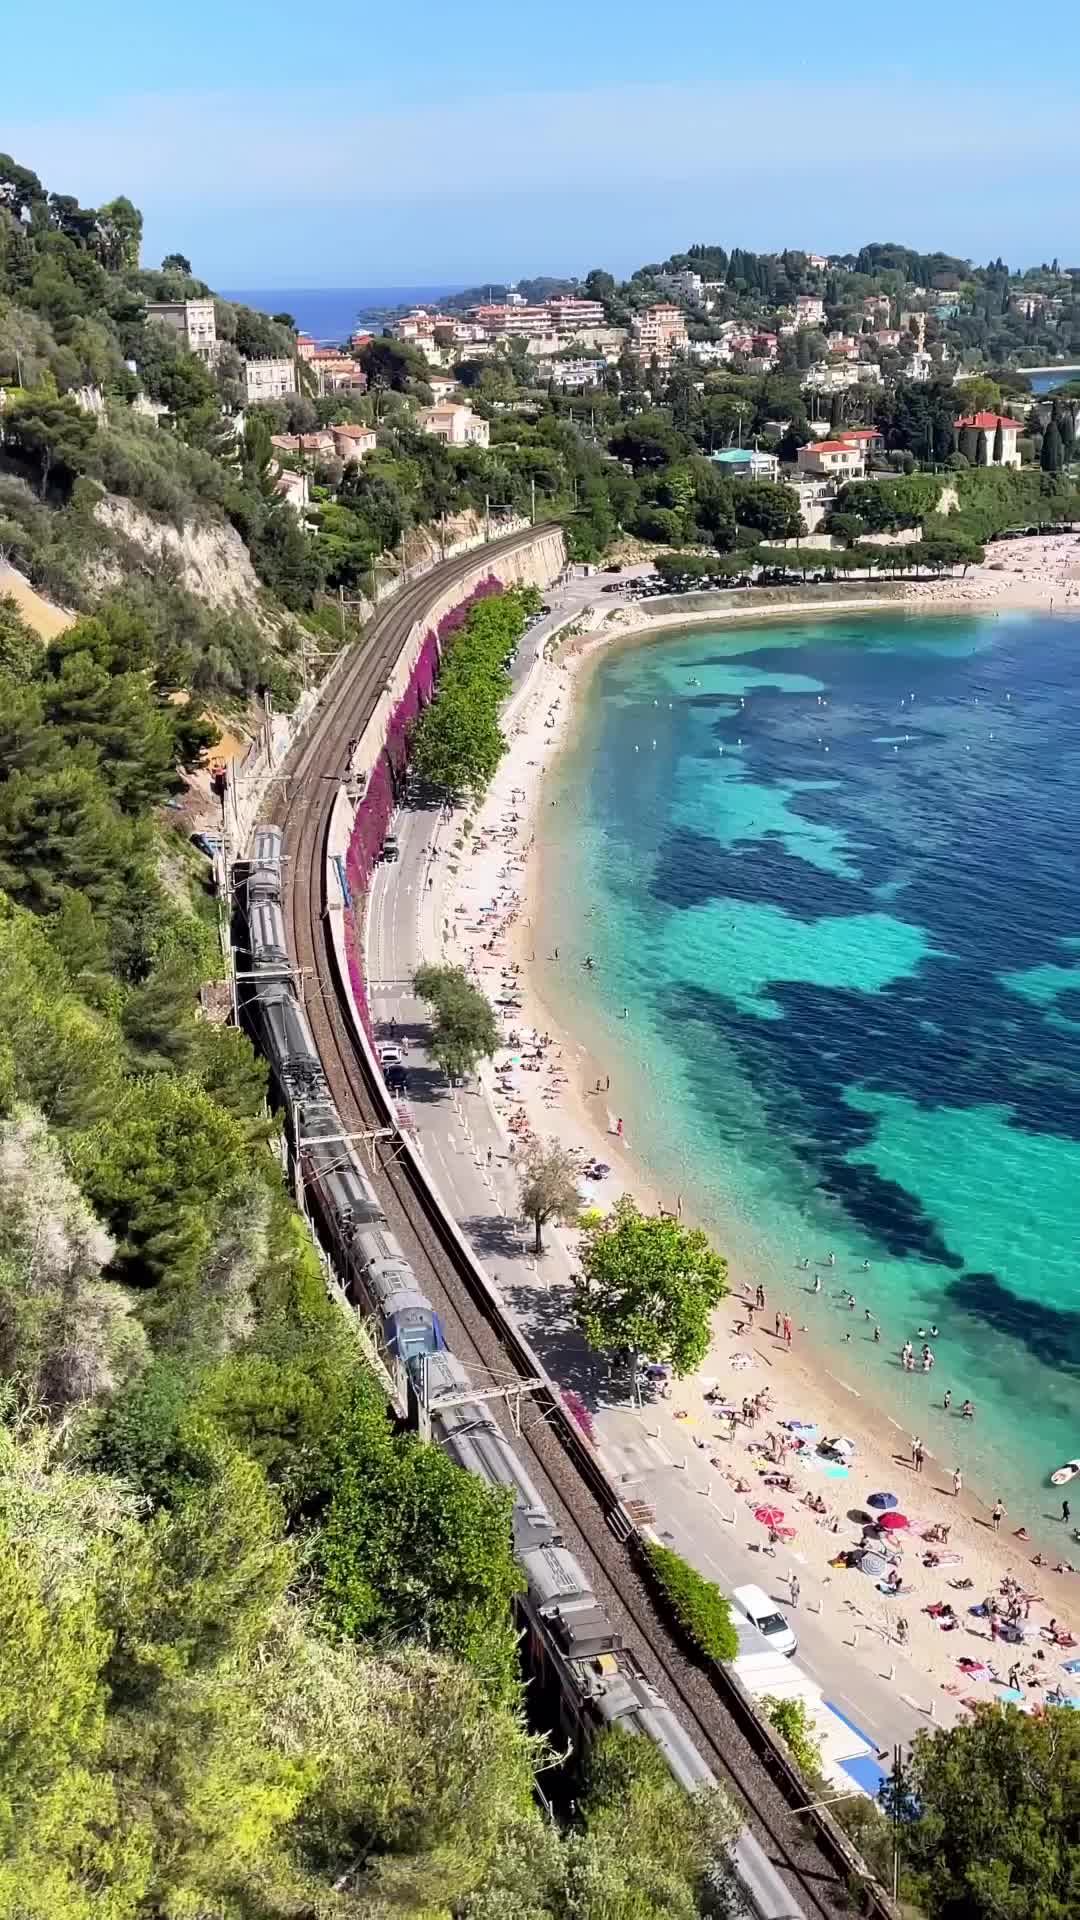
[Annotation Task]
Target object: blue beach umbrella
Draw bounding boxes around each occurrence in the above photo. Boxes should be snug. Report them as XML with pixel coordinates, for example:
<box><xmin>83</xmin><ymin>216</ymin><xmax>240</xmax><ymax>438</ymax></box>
<box><xmin>867</xmin><ymin>1491</ymin><xmax>899</xmax><ymax>1510</ymax></box>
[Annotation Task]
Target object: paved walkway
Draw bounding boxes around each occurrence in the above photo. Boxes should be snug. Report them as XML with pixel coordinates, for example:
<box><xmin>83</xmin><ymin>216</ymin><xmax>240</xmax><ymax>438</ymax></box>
<box><xmin>365</xmin><ymin>569</ymin><xmax>937</xmax><ymax>1756</ymax></box>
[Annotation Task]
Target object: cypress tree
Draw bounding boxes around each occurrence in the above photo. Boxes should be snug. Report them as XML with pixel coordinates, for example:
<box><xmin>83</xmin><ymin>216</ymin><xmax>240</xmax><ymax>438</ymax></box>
<box><xmin>992</xmin><ymin>420</ymin><xmax>1004</xmax><ymax>465</ymax></box>
<box><xmin>1058</xmin><ymin>409</ymin><xmax>1076</xmax><ymax>459</ymax></box>
<box><xmin>975</xmin><ymin>431</ymin><xmax>989</xmax><ymax>466</ymax></box>
<box><xmin>1041</xmin><ymin>418</ymin><xmax>1064</xmax><ymax>472</ymax></box>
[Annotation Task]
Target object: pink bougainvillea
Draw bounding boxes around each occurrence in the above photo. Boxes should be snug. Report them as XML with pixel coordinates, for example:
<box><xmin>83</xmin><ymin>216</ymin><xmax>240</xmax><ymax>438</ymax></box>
<box><xmin>343</xmin><ymin>574</ymin><xmax>503</xmax><ymax>1033</ymax></box>
<box><xmin>562</xmin><ymin>1388</ymin><xmax>597</xmax><ymax>1445</ymax></box>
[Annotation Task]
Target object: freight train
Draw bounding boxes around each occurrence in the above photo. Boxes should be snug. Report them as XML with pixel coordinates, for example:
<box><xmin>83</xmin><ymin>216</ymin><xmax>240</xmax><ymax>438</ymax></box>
<box><xmin>239</xmin><ymin>822</ymin><xmax>805</xmax><ymax>1920</ymax></box>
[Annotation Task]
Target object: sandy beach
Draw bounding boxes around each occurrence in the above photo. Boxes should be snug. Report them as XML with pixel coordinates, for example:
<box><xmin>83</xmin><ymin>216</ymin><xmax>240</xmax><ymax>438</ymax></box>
<box><xmin>432</xmin><ymin>540</ymin><xmax>1080</xmax><ymax>1730</ymax></box>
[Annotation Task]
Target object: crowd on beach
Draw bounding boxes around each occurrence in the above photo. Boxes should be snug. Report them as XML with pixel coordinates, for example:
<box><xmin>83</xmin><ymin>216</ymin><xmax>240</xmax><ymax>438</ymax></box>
<box><xmin>431</xmin><ymin>571</ymin><xmax>1080</xmax><ymax>1726</ymax></box>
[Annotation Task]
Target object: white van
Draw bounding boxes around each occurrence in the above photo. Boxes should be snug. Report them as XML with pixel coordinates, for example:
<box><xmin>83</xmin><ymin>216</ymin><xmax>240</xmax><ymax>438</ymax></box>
<box><xmin>732</xmin><ymin>1583</ymin><xmax>798</xmax><ymax>1657</ymax></box>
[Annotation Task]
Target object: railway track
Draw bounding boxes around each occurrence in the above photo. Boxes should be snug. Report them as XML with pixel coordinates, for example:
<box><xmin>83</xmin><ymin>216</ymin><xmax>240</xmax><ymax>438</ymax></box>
<box><xmin>265</xmin><ymin>531</ymin><xmax>883</xmax><ymax>1920</ymax></box>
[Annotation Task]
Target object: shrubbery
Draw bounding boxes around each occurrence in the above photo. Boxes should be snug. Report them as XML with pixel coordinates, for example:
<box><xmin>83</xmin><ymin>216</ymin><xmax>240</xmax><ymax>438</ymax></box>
<box><xmin>411</xmin><ymin>585</ymin><xmax>537</xmax><ymax>799</ymax></box>
<box><xmin>643</xmin><ymin>1542</ymin><xmax>739</xmax><ymax>1662</ymax></box>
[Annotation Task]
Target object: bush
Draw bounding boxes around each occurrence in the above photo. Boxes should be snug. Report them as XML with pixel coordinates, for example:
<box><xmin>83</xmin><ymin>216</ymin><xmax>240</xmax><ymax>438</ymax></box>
<box><xmin>764</xmin><ymin>1695</ymin><xmax>824</xmax><ymax>1782</ymax></box>
<box><xmin>643</xmin><ymin>1542</ymin><xmax>738</xmax><ymax>1661</ymax></box>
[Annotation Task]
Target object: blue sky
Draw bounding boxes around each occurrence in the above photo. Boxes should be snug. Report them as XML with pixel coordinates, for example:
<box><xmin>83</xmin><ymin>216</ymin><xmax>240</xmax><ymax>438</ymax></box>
<box><xmin>8</xmin><ymin>0</ymin><xmax>1080</xmax><ymax>286</ymax></box>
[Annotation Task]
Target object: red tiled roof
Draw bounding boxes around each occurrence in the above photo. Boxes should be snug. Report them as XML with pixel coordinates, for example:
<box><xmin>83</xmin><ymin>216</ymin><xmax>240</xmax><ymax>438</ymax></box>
<box><xmin>954</xmin><ymin>413</ymin><xmax>1022</xmax><ymax>430</ymax></box>
<box><xmin>805</xmin><ymin>440</ymin><xmax>866</xmax><ymax>455</ymax></box>
<box><xmin>840</xmin><ymin>428</ymin><xmax>882</xmax><ymax>440</ymax></box>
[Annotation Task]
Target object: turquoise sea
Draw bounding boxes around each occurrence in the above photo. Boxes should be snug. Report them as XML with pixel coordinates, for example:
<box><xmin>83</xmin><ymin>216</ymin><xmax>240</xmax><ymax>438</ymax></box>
<box><xmin>539</xmin><ymin>610</ymin><xmax>1080</xmax><ymax>1529</ymax></box>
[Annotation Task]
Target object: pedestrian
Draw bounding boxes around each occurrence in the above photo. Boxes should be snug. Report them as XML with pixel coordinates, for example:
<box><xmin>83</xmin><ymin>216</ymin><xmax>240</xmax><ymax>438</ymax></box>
<box><xmin>962</xmin><ymin>1399</ymin><xmax>974</xmax><ymax>1419</ymax></box>
<box><xmin>911</xmin><ymin>1435</ymin><xmax>921</xmax><ymax>1466</ymax></box>
<box><xmin>487</xmin><ymin>1147</ymin><xmax>493</xmax><ymax>1165</ymax></box>
<box><xmin>756</xmin><ymin>1284</ymin><xmax>765</xmax><ymax>1310</ymax></box>
<box><xmin>943</xmin><ymin>1388</ymin><xmax>952</xmax><ymax>1411</ymax></box>
<box><xmin>812</xmin><ymin>1273</ymin><xmax>821</xmax><ymax>1293</ymax></box>
<box><xmin>992</xmin><ymin>1498</ymin><xmax>1005</xmax><ymax>1531</ymax></box>
<box><xmin>1063</xmin><ymin>1500</ymin><xmax>1072</xmax><ymax>1525</ymax></box>
<box><xmin>914</xmin><ymin>1443</ymin><xmax>925</xmax><ymax>1474</ymax></box>
<box><xmin>783</xmin><ymin>1314</ymin><xmax>792</xmax><ymax>1348</ymax></box>
<box><xmin>615</xmin><ymin>1117</ymin><xmax>623</xmax><ymax>1137</ymax></box>
<box><xmin>828</xmin><ymin>1251</ymin><xmax>836</xmax><ymax>1266</ymax></box>
<box><xmin>953</xmin><ymin>1467</ymin><xmax>963</xmax><ymax>1497</ymax></box>
<box><xmin>604</xmin><ymin>1074</ymin><xmax>610</xmax><ymax>1091</ymax></box>
<box><xmin>873</xmin><ymin>1324</ymin><xmax>881</xmax><ymax>1343</ymax></box>
<box><xmin>790</xmin><ymin>1575</ymin><xmax>800</xmax><ymax>1608</ymax></box>
<box><xmin>775</xmin><ymin>1312</ymin><xmax>782</xmax><ymax>1338</ymax></box>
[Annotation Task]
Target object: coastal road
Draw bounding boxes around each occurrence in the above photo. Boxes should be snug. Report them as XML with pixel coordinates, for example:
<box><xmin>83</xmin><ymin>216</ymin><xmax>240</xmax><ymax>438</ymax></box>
<box><xmin>275</xmin><ymin>537</ymin><xmax>881</xmax><ymax>1918</ymax></box>
<box><xmin>366</xmin><ymin>568</ymin><xmax>941</xmax><ymax>1766</ymax></box>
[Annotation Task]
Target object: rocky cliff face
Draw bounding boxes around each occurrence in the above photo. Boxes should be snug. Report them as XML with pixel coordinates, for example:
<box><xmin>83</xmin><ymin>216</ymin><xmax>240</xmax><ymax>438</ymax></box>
<box><xmin>92</xmin><ymin>495</ymin><xmax>263</xmax><ymax>609</ymax></box>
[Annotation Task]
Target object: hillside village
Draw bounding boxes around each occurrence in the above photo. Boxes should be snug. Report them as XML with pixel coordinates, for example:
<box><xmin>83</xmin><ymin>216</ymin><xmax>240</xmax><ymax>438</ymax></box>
<box><xmin>4</xmin><ymin>167</ymin><xmax>1080</xmax><ymax>650</ymax></box>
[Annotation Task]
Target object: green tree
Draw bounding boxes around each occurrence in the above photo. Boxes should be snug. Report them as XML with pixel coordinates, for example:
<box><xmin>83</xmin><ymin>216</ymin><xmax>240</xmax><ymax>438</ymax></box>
<box><xmin>734</xmin><ymin>479</ymin><xmax>804</xmax><ymax>541</ymax></box>
<box><xmin>574</xmin><ymin>1196</ymin><xmax>729</xmax><ymax>1382</ymax></box>
<box><xmin>562</xmin><ymin>1728</ymin><xmax>737</xmax><ymax>1920</ymax></box>
<box><xmin>1041</xmin><ymin>417</ymin><xmax>1064</xmax><ymax>472</ymax></box>
<box><xmin>2</xmin><ymin>392</ymin><xmax>98</xmax><ymax>498</ymax></box>
<box><xmin>318</xmin><ymin>1375</ymin><xmax>524</xmax><ymax>1705</ymax></box>
<box><xmin>71</xmin><ymin>1074</ymin><xmax>250</xmax><ymax>1295</ymax></box>
<box><xmin>413</xmin><ymin>962</ymin><xmax>500</xmax><ymax>1081</ymax></box>
<box><xmin>518</xmin><ymin>1138</ymin><xmax>582</xmax><ymax>1253</ymax></box>
<box><xmin>954</xmin><ymin>375</ymin><xmax>1003</xmax><ymax>417</ymax></box>
<box><xmin>160</xmin><ymin>251</ymin><xmax>192</xmax><ymax>276</ymax></box>
<box><xmin>93</xmin><ymin>197</ymin><xmax>142</xmax><ymax>272</ymax></box>
<box><xmin>827</xmin><ymin>510</ymin><xmax>868</xmax><ymax>548</ymax></box>
<box><xmin>900</xmin><ymin>1703</ymin><xmax>1080</xmax><ymax>1919</ymax></box>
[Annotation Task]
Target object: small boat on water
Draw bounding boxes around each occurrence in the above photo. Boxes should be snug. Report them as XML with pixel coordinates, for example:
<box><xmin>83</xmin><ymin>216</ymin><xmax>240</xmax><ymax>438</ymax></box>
<box><xmin>1050</xmin><ymin>1459</ymin><xmax>1080</xmax><ymax>1486</ymax></box>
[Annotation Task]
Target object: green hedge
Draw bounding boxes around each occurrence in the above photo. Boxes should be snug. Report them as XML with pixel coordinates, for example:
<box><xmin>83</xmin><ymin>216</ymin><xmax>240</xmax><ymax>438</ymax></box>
<box><xmin>643</xmin><ymin>1542</ymin><xmax>739</xmax><ymax>1662</ymax></box>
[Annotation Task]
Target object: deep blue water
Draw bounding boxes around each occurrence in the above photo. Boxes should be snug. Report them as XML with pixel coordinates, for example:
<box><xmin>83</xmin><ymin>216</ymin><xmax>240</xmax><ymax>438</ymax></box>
<box><xmin>540</xmin><ymin>611</ymin><xmax>1080</xmax><ymax>1517</ymax></box>
<box><xmin>221</xmin><ymin>286</ymin><xmax>465</xmax><ymax>341</ymax></box>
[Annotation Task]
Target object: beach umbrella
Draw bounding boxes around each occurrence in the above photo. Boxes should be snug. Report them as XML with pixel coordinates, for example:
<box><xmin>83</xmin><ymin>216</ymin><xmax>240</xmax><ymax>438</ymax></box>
<box><xmin>879</xmin><ymin>1511</ymin><xmax>910</xmax><ymax>1531</ymax></box>
<box><xmin>859</xmin><ymin>1551</ymin><xmax>889</xmax><ymax>1578</ymax></box>
<box><xmin>754</xmin><ymin>1504</ymin><xmax>785</xmax><ymax>1528</ymax></box>
<box><xmin>867</xmin><ymin>1491</ymin><xmax>898</xmax><ymax>1510</ymax></box>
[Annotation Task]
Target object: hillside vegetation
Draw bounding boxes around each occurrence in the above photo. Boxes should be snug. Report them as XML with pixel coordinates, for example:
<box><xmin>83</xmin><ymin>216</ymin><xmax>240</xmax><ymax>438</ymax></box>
<box><xmin>0</xmin><ymin>157</ymin><xmax>743</xmax><ymax>1917</ymax></box>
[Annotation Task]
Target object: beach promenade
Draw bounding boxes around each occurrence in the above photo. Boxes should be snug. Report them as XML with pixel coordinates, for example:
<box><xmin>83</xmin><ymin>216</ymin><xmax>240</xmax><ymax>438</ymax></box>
<box><xmin>362</xmin><ymin>542</ymin><xmax>1080</xmax><ymax>1768</ymax></box>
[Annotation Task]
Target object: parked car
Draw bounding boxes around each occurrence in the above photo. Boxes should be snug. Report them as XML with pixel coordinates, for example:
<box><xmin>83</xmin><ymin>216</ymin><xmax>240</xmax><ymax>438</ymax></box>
<box><xmin>731</xmin><ymin>1583</ymin><xmax>798</xmax><ymax>1656</ymax></box>
<box><xmin>381</xmin><ymin>836</ymin><xmax>399</xmax><ymax>862</ymax></box>
<box><xmin>378</xmin><ymin>1042</ymin><xmax>403</xmax><ymax>1067</ymax></box>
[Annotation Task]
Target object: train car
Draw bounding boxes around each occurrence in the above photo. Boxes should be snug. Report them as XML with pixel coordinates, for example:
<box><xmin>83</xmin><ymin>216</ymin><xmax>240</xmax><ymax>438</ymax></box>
<box><xmin>426</xmin><ymin>1349</ymin><xmax>556</xmax><ymax>1553</ymax></box>
<box><xmin>300</xmin><ymin>1132</ymin><xmax>445</xmax><ymax>1385</ymax></box>
<box><xmin>517</xmin><ymin>1534</ymin><xmax>713</xmax><ymax>1791</ymax></box>
<box><xmin>246</xmin><ymin>823</ymin><xmax>284</xmax><ymax>901</ymax></box>
<box><xmin>252</xmin><ymin>981</ymin><xmax>328</xmax><ymax>1105</ymax></box>
<box><xmin>248</xmin><ymin>898</ymin><xmax>291</xmax><ymax>973</ymax></box>
<box><xmin>351</xmin><ymin>1221</ymin><xmax>445</xmax><ymax>1379</ymax></box>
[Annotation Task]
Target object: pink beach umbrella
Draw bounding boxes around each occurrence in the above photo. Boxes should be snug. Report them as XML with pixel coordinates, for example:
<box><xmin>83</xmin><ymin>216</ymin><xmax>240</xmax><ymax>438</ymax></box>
<box><xmin>878</xmin><ymin>1511</ymin><xmax>910</xmax><ymax>1531</ymax></box>
<box><xmin>754</xmin><ymin>1504</ymin><xmax>785</xmax><ymax>1529</ymax></box>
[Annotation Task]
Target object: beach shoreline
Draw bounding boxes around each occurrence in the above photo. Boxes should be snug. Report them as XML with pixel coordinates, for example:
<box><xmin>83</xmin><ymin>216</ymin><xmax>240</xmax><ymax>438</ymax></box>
<box><xmin>434</xmin><ymin>536</ymin><xmax>1080</xmax><ymax>1723</ymax></box>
